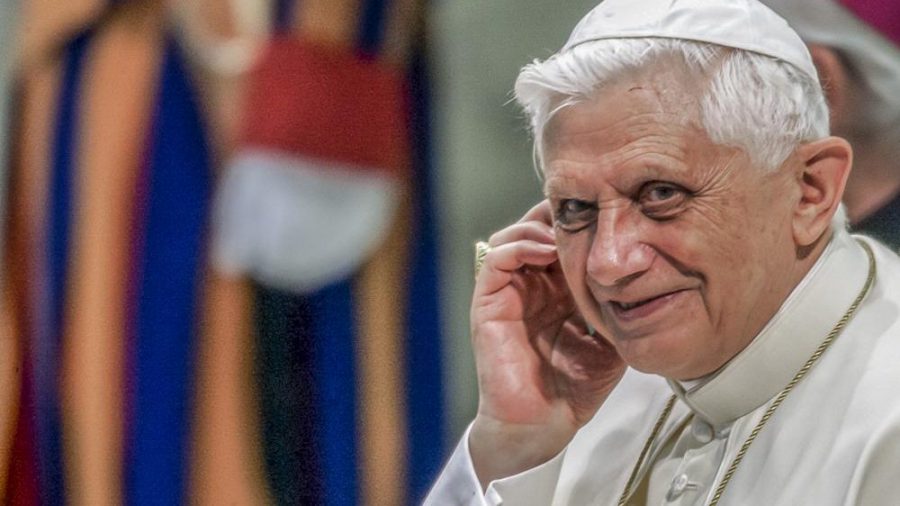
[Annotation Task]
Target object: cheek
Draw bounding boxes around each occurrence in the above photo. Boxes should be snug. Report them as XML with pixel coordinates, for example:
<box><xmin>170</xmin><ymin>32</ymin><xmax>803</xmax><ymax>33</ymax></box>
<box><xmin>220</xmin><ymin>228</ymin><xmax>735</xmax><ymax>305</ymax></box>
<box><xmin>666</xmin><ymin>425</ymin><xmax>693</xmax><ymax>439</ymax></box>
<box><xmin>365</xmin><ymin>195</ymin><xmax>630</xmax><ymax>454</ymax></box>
<box><xmin>684</xmin><ymin>206</ymin><xmax>749</xmax><ymax>257</ymax></box>
<box><xmin>668</xmin><ymin>225</ymin><xmax>774</xmax><ymax>337</ymax></box>
<box><xmin>555</xmin><ymin>230</ymin><xmax>590</xmax><ymax>275</ymax></box>
<box><xmin>641</xmin><ymin>218</ymin><xmax>747</xmax><ymax>322</ymax></box>
<box><xmin>654</xmin><ymin>199</ymin><xmax>764</xmax><ymax>275</ymax></box>
<box><xmin>555</xmin><ymin>231</ymin><xmax>596</xmax><ymax>301</ymax></box>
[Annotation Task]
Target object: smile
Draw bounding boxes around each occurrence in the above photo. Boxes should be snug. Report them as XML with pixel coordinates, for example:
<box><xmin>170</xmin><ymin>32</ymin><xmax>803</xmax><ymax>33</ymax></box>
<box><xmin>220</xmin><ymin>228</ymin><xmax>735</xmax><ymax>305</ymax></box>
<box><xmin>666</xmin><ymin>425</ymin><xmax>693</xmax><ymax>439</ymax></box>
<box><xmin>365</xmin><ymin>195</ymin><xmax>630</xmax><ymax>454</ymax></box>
<box><xmin>609</xmin><ymin>289</ymin><xmax>689</xmax><ymax>322</ymax></box>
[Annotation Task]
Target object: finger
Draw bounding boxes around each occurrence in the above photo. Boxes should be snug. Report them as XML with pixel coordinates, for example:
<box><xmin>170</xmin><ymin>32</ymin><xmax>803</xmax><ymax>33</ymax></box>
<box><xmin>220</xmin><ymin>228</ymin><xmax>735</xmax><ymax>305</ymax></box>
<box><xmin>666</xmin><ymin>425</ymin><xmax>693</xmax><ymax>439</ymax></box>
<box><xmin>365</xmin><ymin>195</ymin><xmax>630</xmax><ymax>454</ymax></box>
<box><xmin>488</xmin><ymin>221</ymin><xmax>555</xmax><ymax>247</ymax></box>
<box><xmin>484</xmin><ymin>240</ymin><xmax>558</xmax><ymax>273</ymax></box>
<box><xmin>477</xmin><ymin>240</ymin><xmax>558</xmax><ymax>295</ymax></box>
<box><xmin>553</xmin><ymin>320</ymin><xmax>624</xmax><ymax>380</ymax></box>
<box><xmin>559</xmin><ymin>317</ymin><xmax>591</xmax><ymax>340</ymax></box>
<box><xmin>518</xmin><ymin>199</ymin><xmax>553</xmax><ymax>225</ymax></box>
<box><xmin>510</xmin><ymin>265</ymin><xmax>572</xmax><ymax>317</ymax></box>
<box><xmin>529</xmin><ymin>308</ymin><xmax>578</xmax><ymax>360</ymax></box>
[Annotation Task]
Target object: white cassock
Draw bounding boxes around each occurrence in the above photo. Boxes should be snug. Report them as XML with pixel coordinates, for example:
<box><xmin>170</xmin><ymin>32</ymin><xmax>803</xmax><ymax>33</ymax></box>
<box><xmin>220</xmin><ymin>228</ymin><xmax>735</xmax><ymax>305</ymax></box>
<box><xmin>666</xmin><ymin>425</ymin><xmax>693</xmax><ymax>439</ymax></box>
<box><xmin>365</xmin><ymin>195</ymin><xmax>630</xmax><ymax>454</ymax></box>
<box><xmin>426</xmin><ymin>228</ymin><xmax>900</xmax><ymax>505</ymax></box>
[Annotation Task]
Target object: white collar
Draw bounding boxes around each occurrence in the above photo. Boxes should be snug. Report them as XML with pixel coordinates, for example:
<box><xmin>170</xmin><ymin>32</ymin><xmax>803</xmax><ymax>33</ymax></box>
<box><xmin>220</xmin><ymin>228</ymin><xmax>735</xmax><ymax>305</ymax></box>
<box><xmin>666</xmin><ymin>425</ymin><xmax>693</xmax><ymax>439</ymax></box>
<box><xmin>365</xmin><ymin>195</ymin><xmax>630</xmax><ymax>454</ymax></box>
<box><xmin>666</xmin><ymin>229</ymin><xmax>872</xmax><ymax>426</ymax></box>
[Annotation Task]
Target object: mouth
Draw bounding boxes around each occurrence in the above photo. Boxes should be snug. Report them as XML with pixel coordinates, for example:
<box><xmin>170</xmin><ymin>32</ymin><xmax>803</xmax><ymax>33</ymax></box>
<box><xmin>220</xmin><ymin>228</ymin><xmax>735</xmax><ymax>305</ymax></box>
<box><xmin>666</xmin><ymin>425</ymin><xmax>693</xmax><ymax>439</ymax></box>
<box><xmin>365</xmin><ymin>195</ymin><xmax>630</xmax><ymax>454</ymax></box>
<box><xmin>608</xmin><ymin>289</ymin><xmax>689</xmax><ymax>322</ymax></box>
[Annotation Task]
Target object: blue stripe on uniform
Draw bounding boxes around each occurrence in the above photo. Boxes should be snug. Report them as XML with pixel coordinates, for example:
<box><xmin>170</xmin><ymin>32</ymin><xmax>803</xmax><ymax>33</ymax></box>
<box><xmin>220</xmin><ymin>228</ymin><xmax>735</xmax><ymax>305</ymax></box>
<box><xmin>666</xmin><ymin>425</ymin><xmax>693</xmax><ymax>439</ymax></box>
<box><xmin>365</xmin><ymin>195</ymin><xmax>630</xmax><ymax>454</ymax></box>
<box><xmin>357</xmin><ymin>0</ymin><xmax>391</xmax><ymax>57</ymax></box>
<box><xmin>311</xmin><ymin>279</ymin><xmax>359</xmax><ymax>506</ymax></box>
<box><xmin>124</xmin><ymin>36</ymin><xmax>212</xmax><ymax>506</ymax></box>
<box><xmin>404</xmin><ymin>46</ymin><xmax>446</xmax><ymax>505</ymax></box>
<box><xmin>274</xmin><ymin>0</ymin><xmax>297</xmax><ymax>34</ymax></box>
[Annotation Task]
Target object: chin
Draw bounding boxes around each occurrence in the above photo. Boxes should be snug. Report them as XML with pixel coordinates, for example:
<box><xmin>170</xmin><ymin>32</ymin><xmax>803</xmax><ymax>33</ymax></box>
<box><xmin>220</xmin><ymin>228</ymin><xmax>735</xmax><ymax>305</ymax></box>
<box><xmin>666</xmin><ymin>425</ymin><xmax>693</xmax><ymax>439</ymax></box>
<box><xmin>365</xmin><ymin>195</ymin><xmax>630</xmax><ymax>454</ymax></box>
<box><xmin>611</xmin><ymin>329</ymin><xmax>712</xmax><ymax>380</ymax></box>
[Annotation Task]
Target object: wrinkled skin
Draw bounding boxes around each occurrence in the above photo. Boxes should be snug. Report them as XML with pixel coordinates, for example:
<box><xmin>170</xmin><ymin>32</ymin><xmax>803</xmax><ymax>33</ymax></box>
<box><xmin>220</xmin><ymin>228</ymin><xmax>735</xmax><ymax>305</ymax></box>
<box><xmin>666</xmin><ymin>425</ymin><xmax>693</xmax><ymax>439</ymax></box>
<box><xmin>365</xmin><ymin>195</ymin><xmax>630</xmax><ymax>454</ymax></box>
<box><xmin>543</xmin><ymin>66</ymin><xmax>803</xmax><ymax>381</ymax></box>
<box><xmin>470</xmin><ymin>201</ymin><xmax>627</xmax><ymax>485</ymax></box>
<box><xmin>468</xmin><ymin>61</ymin><xmax>845</xmax><ymax>487</ymax></box>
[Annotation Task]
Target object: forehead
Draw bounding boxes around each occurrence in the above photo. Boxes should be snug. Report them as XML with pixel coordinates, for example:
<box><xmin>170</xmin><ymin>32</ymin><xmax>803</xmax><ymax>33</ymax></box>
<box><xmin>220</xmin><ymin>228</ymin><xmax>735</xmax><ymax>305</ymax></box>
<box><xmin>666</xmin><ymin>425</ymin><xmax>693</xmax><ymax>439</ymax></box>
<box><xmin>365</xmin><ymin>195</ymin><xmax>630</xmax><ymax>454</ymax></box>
<box><xmin>541</xmin><ymin>74</ymin><xmax>716</xmax><ymax>193</ymax></box>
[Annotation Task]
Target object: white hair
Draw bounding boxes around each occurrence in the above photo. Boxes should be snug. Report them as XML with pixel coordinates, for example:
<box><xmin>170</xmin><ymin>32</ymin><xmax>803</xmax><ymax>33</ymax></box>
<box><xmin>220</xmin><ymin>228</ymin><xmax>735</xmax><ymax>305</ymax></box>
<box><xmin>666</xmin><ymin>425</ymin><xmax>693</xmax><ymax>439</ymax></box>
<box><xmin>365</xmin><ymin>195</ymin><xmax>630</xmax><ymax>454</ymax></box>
<box><xmin>515</xmin><ymin>37</ymin><xmax>846</xmax><ymax>229</ymax></box>
<box><xmin>515</xmin><ymin>38</ymin><xmax>829</xmax><ymax>172</ymax></box>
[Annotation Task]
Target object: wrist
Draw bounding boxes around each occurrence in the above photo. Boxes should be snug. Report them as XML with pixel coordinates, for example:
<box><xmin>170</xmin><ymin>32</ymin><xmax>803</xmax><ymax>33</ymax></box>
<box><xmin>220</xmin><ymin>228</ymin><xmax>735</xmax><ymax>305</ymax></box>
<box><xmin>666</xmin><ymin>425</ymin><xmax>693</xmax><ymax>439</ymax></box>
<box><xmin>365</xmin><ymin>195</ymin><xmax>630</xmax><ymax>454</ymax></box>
<box><xmin>468</xmin><ymin>414</ymin><xmax>575</xmax><ymax>490</ymax></box>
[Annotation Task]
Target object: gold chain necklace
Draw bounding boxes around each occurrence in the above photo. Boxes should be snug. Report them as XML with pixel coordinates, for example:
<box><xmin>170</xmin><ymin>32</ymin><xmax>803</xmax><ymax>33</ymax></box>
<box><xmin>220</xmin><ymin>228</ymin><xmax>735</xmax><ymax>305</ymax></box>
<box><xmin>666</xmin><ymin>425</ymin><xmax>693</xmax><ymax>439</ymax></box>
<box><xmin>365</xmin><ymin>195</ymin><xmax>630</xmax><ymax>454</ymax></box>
<box><xmin>616</xmin><ymin>240</ymin><xmax>877</xmax><ymax>506</ymax></box>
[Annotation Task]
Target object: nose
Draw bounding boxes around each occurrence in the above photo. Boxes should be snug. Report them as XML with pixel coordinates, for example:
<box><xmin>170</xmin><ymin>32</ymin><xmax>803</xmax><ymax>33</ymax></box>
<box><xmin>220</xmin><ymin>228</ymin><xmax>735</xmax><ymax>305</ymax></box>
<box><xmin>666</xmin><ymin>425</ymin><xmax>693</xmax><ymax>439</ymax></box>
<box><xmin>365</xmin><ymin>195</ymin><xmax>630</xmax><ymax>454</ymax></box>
<box><xmin>586</xmin><ymin>208</ymin><xmax>654</xmax><ymax>287</ymax></box>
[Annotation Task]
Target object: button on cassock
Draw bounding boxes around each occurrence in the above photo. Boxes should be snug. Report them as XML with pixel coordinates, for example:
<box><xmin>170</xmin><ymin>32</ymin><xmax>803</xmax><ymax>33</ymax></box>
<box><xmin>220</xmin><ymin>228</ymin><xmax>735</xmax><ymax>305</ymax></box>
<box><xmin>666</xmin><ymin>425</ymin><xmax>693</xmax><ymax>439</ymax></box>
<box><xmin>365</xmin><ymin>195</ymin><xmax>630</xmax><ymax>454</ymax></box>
<box><xmin>691</xmin><ymin>420</ymin><xmax>715</xmax><ymax>444</ymax></box>
<box><xmin>666</xmin><ymin>473</ymin><xmax>695</xmax><ymax>501</ymax></box>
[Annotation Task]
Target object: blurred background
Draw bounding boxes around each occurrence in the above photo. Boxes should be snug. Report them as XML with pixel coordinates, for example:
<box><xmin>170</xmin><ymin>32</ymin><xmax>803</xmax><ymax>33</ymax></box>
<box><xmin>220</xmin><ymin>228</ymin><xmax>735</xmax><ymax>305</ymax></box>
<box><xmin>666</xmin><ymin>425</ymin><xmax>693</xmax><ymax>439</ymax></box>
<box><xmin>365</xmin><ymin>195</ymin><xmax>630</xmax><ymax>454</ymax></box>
<box><xmin>3</xmin><ymin>0</ymin><xmax>899</xmax><ymax>504</ymax></box>
<box><xmin>0</xmin><ymin>0</ymin><xmax>597</xmax><ymax>504</ymax></box>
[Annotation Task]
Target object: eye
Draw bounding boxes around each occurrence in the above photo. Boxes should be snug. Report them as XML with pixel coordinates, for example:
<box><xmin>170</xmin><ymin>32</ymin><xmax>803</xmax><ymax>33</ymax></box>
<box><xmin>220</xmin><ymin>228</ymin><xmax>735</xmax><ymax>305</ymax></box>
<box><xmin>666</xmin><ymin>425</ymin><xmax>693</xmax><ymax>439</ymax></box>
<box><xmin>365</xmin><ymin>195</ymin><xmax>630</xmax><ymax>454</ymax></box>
<box><xmin>555</xmin><ymin>199</ymin><xmax>597</xmax><ymax>232</ymax></box>
<box><xmin>646</xmin><ymin>185</ymin><xmax>677</xmax><ymax>202</ymax></box>
<box><xmin>638</xmin><ymin>182</ymin><xmax>688</xmax><ymax>218</ymax></box>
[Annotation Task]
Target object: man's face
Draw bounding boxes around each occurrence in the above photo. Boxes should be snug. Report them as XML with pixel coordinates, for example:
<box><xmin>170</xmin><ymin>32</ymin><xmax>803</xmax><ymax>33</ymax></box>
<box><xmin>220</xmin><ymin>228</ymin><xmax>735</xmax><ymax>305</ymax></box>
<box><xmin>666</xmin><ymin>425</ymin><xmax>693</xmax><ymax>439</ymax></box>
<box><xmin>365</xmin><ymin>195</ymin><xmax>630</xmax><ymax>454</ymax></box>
<box><xmin>542</xmin><ymin>66</ymin><xmax>802</xmax><ymax>380</ymax></box>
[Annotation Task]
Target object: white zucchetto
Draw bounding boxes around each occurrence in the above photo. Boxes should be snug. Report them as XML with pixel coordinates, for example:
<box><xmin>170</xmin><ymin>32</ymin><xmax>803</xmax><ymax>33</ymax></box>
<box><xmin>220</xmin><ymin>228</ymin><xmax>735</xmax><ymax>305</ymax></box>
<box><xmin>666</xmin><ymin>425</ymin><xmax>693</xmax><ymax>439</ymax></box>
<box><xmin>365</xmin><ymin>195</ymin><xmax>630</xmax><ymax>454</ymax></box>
<box><xmin>562</xmin><ymin>0</ymin><xmax>819</xmax><ymax>85</ymax></box>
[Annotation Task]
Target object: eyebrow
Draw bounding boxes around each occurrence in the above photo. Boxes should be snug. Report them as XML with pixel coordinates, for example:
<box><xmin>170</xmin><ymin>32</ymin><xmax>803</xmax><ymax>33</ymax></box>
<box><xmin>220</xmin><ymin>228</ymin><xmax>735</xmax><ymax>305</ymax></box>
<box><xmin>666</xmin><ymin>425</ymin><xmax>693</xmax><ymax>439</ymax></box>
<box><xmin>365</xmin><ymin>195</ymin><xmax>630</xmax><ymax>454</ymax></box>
<box><xmin>542</xmin><ymin>155</ymin><xmax>690</xmax><ymax>198</ymax></box>
<box><xmin>543</xmin><ymin>177</ymin><xmax>593</xmax><ymax>199</ymax></box>
<box><xmin>542</xmin><ymin>180</ymin><xmax>563</xmax><ymax>198</ymax></box>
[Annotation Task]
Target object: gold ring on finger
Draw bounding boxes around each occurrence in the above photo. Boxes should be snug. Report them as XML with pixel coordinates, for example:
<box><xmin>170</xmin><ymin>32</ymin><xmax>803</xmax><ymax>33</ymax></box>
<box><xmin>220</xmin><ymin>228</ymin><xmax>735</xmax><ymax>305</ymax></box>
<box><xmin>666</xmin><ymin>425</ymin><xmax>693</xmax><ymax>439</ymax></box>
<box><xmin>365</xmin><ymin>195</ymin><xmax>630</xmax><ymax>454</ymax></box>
<box><xmin>475</xmin><ymin>241</ymin><xmax>492</xmax><ymax>279</ymax></box>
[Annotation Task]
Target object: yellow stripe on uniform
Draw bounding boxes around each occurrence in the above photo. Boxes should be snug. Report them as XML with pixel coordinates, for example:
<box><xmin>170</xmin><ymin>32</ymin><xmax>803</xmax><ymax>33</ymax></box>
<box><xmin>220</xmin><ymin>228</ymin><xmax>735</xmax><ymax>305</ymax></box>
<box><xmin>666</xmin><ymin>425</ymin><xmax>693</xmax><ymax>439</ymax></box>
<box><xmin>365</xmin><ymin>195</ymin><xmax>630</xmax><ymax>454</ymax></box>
<box><xmin>190</xmin><ymin>273</ymin><xmax>272</xmax><ymax>506</ymax></box>
<box><xmin>297</xmin><ymin>0</ymin><xmax>362</xmax><ymax>48</ymax></box>
<box><xmin>356</xmin><ymin>183</ymin><xmax>411</xmax><ymax>506</ymax></box>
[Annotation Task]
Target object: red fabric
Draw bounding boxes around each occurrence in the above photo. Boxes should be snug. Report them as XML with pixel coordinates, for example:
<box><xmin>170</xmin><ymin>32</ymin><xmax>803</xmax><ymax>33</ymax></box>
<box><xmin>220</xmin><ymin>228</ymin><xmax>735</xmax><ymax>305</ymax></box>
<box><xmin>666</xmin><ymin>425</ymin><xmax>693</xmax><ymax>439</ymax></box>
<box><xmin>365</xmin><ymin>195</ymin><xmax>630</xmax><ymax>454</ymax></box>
<box><xmin>4</xmin><ymin>157</ymin><xmax>40</xmax><ymax>505</ymax></box>
<box><xmin>5</xmin><ymin>367</ymin><xmax>41</xmax><ymax>506</ymax></box>
<box><xmin>239</xmin><ymin>37</ymin><xmax>408</xmax><ymax>175</ymax></box>
<box><xmin>839</xmin><ymin>0</ymin><xmax>900</xmax><ymax>47</ymax></box>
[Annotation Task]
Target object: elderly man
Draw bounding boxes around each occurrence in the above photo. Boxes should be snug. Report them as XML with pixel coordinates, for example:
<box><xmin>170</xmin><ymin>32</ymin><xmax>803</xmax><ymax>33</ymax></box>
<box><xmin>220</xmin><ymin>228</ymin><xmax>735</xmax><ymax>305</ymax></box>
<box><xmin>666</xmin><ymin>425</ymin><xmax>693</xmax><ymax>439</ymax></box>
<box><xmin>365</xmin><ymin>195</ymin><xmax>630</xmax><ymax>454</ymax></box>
<box><xmin>763</xmin><ymin>0</ymin><xmax>900</xmax><ymax>250</ymax></box>
<box><xmin>426</xmin><ymin>0</ymin><xmax>900</xmax><ymax>504</ymax></box>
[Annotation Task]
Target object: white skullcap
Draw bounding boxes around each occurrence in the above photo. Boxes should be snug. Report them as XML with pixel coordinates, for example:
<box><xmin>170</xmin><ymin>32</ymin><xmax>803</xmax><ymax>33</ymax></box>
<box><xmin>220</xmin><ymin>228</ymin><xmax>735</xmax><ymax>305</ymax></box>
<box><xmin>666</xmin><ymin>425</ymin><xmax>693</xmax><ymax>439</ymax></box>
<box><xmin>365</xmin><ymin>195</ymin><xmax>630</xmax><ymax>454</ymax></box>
<box><xmin>563</xmin><ymin>0</ymin><xmax>819</xmax><ymax>85</ymax></box>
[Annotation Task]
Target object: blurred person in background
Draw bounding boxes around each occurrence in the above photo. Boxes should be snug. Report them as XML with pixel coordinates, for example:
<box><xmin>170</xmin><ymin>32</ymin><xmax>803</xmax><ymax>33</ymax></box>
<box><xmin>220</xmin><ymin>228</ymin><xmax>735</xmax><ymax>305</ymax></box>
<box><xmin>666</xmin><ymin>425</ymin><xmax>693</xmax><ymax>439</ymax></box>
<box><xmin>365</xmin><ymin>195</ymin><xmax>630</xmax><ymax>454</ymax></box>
<box><xmin>764</xmin><ymin>0</ymin><xmax>900</xmax><ymax>249</ymax></box>
<box><xmin>2</xmin><ymin>0</ymin><xmax>238</xmax><ymax>502</ymax></box>
<box><xmin>1</xmin><ymin>0</ymin><xmax>445</xmax><ymax>504</ymax></box>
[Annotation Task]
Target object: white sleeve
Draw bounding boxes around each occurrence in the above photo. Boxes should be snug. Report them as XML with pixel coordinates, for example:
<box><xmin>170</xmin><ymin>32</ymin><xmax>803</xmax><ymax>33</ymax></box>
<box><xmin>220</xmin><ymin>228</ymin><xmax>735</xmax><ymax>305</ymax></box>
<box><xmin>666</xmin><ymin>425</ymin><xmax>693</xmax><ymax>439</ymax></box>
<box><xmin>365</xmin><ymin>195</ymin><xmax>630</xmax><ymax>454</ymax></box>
<box><xmin>423</xmin><ymin>424</ymin><xmax>567</xmax><ymax>506</ymax></box>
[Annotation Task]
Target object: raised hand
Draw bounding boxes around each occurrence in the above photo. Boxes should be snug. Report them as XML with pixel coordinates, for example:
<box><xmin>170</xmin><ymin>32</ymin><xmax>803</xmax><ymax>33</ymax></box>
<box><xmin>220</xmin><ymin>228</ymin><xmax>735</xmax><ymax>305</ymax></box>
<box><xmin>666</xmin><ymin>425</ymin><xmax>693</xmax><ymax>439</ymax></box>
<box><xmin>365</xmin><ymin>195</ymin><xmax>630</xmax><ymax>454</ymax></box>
<box><xmin>468</xmin><ymin>200</ymin><xmax>626</xmax><ymax>487</ymax></box>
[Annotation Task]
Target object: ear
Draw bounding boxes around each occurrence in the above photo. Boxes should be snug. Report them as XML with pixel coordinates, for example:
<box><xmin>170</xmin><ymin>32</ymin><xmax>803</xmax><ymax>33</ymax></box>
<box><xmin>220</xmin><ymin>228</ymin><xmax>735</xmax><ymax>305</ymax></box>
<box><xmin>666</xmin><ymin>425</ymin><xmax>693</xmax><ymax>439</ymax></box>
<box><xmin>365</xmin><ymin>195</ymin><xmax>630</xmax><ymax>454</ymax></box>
<box><xmin>808</xmin><ymin>44</ymin><xmax>851</xmax><ymax>132</ymax></box>
<box><xmin>792</xmin><ymin>137</ymin><xmax>853</xmax><ymax>247</ymax></box>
